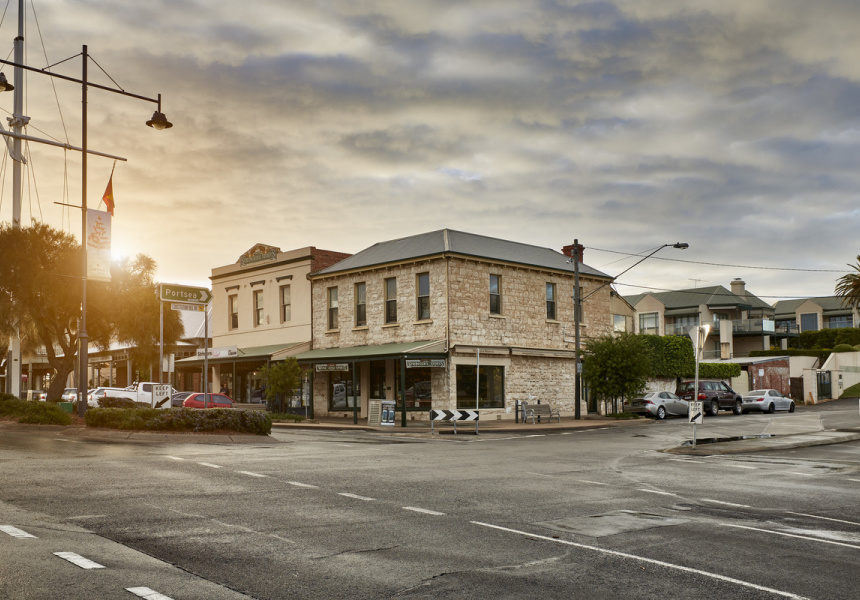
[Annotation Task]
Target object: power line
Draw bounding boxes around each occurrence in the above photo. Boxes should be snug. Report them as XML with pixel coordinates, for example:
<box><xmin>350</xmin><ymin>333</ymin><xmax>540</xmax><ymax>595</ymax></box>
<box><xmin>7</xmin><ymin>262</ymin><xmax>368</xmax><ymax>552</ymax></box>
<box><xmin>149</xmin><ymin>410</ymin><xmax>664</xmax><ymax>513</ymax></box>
<box><xmin>588</xmin><ymin>246</ymin><xmax>845</xmax><ymax>273</ymax></box>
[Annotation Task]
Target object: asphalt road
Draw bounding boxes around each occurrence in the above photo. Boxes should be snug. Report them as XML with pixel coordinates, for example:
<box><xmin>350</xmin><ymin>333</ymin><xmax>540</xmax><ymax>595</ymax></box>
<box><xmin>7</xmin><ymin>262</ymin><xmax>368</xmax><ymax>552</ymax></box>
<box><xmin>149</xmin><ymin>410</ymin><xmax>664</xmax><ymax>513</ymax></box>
<box><xmin>1</xmin><ymin>402</ymin><xmax>859</xmax><ymax>600</ymax></box>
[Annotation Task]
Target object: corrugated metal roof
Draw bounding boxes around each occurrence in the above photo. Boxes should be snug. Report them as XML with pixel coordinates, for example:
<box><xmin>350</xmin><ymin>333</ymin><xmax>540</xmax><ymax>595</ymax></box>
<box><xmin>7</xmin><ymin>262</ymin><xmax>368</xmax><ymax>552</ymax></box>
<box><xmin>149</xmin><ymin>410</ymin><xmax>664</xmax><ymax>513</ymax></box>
<box><xmin>312</xmin><ymin>229</ymin><xmax>610</xmax><ymax>279</ymax></box>
<box><xmin>624</xmin><ymin>285</ymin><xmax>772</xmax><ymax>311</ymax></box>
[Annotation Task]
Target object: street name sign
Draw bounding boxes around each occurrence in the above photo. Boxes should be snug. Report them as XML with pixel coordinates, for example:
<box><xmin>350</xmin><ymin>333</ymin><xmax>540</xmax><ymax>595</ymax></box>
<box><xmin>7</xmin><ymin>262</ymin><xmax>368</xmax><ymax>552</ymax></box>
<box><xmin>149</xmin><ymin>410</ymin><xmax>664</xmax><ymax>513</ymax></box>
<box><xmin>160</xmin><ymin>284</ymin><xmax>211</xmax><ymax>304</ymax></box>
<box><xmin>171</xmin><ymin>303</ymin><xmax>205</xmax><ymax>312</ymax></box>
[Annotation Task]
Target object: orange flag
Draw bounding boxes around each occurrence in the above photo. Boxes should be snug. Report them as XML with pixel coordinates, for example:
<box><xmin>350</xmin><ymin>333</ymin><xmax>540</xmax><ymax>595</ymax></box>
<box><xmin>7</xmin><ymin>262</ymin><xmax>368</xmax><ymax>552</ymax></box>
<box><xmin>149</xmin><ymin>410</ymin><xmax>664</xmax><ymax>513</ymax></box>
<box><xmin>102</xmin><ymin>166</ymin><xmax>115</xmax><ymax>215</ymax></box>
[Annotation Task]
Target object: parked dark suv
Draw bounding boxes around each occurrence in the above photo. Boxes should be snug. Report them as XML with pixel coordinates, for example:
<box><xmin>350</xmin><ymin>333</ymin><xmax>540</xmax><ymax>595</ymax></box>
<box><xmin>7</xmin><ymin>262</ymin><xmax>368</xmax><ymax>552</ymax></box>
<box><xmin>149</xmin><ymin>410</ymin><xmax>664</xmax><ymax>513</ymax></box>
<box><xmin>675</xmin><ymin>380</ymin><xmax>743</xmax><ymax>416</ymax></box>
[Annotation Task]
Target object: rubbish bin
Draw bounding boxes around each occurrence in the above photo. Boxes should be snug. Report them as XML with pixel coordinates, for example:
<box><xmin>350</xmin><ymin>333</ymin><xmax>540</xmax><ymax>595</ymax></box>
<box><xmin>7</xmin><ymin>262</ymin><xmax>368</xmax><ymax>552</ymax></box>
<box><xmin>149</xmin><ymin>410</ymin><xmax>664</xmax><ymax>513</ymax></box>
<box><xmin>57</xmin><ymin>402</ymin><xmax>74</xmax><ymax>413</ymax></box>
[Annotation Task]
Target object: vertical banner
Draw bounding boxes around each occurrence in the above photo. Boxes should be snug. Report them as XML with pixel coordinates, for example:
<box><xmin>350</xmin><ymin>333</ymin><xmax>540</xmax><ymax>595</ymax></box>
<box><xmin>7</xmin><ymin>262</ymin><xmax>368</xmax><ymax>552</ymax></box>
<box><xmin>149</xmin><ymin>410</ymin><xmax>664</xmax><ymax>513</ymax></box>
<box><xmin>86</xmin><ymin>209</ymin><xmax>112</xmax><ymax>282</ymax></box>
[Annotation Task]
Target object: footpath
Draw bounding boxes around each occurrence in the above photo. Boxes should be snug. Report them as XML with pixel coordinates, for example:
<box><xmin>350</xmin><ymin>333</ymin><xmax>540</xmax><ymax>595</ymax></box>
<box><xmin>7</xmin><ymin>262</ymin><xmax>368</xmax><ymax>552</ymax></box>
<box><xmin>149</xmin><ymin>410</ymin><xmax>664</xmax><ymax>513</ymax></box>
<box><xmin>3</xmin><ymin>399</ymin><xmax>859</xmax><ymax>453</ymax></box>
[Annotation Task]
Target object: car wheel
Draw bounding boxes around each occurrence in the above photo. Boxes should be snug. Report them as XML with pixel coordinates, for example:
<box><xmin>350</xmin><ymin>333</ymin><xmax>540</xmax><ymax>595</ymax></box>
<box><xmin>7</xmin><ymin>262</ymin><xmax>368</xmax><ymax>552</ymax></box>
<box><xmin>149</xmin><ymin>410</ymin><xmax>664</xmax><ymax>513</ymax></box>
<box><xmin>789</xmin><ymin>402</ymin><xmax>795</xmax><ymax>413</ymax></box>
<box><xmin>766</xmin><ymin>403</ymin><xmax>775</xmax><ymax>414</ymax></box>
<box><xmin>732</xmin><ymin>399</ymin><xmax>742</xmax><ymax>415</ymax></box>
<box><xmin>709</xmin><ymin>400</ymin><xmax>720</xmax><ymax>416</ymax></box>
<box><xmin>656</xmin><ymin>406</ymin><xmax>666</xmax><ymax>420</ymax></box>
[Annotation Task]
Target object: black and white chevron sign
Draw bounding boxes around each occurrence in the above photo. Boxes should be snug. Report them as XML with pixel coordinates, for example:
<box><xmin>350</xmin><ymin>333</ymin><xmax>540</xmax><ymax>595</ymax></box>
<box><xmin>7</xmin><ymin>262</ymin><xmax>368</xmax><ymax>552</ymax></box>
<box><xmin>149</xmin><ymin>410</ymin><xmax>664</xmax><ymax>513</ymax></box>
<box><xmin>430</xmin><ymin>409</ymin><xmax>480</xmax><ymax>422</ymax></box>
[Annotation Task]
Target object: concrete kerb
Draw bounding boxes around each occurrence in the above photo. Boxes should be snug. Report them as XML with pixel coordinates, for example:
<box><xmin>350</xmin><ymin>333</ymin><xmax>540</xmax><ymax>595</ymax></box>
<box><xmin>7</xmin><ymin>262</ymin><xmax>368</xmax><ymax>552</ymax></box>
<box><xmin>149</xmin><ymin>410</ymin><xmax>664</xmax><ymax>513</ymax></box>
<box><xmin>664</xmin><ymin>430</ymin><xmax>860</xmax><ymax>456</ymax></box>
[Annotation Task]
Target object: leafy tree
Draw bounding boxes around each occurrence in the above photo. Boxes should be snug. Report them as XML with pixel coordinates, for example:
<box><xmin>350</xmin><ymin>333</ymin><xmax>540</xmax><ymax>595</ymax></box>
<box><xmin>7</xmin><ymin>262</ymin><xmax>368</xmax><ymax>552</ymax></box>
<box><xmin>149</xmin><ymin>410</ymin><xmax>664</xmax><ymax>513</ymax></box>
<box><xmin>836</xmin><ymin>255</ymin><xmax>860</xmax><ymax>311</ymax></box>
<box><xmin>0</xmin><ymin>223</ymin><xmax>181</xmax><ymax>400</ymax></box>
<box><xmin>259</xmin><ymin>358</ymin><xmax>302</xmax><ymax>412</ymax></box>
<box><xmin>582</xmin><ymin>333</ymin><xmax>652</xmax><ymax>414</ymax></box>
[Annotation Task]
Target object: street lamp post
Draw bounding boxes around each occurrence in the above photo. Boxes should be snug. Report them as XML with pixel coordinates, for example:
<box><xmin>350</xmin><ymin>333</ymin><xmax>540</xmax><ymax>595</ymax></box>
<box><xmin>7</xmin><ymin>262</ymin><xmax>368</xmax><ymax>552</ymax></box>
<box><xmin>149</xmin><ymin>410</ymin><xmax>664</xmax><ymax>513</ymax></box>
<box><xmin>0</xmin><ymin>42</ymin><xmax>171</xmax><ymax>416</ymax></box>
<box><xmin>571</xmin><ymin>241</ymin><xmax>689</xmax><ymax>419</ymax></box>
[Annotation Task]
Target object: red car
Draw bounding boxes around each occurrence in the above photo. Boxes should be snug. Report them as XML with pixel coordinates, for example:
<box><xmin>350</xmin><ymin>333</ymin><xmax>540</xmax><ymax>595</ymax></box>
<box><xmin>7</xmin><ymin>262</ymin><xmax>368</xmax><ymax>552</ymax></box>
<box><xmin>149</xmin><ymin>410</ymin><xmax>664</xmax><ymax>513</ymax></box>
<box><xmin>182</xmin><ymin>393</ymin><xmax>234</xmax><ymax>409</ymax></box>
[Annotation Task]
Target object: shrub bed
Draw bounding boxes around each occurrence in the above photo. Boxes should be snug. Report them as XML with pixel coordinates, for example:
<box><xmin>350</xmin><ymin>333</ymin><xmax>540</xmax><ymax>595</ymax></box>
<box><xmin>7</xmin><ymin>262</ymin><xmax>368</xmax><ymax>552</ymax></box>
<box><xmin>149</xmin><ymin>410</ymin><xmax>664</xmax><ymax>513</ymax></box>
<box><xmin>0</xmin><ymin>393</ymin><xmax>72</xmax><ymax>425</ymax></box>
<box><xmin>85</xmin><ymin>407</ymin><xmax>272</xmax><ymax>435</ymax></box>
<box><xmin>98</xmin><ymin>396</ymin><xmax>150</xmax><ymax>409</ymax></box>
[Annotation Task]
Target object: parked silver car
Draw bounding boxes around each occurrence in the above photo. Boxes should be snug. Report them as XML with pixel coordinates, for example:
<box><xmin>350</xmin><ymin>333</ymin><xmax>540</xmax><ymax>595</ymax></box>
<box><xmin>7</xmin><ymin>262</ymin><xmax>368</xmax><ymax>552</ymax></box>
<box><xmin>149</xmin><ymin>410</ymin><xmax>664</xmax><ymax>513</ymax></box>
<box><xmin>624</xmin><ymin>391</ymin><xmax>689</xmax><ymax>420</ymax></box>
<box><xmin>742</xmin><ymin>389</ymin><xmax>795</xmax><ymax>414</ymax></box>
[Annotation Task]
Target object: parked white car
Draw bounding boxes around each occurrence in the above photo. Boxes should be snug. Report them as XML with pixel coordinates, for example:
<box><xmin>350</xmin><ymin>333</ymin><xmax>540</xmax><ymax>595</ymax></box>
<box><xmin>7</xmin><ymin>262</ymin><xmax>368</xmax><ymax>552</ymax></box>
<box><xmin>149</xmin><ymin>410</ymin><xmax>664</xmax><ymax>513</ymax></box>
<box><xmin>742</xmin><ymin>389</ymin><xmax>796</xmax><ymax>414</ymax></box>
<box><xmin>61</xmin><ymin>388</ymin><xmax>79</xmax><ymax>402</ymax></box>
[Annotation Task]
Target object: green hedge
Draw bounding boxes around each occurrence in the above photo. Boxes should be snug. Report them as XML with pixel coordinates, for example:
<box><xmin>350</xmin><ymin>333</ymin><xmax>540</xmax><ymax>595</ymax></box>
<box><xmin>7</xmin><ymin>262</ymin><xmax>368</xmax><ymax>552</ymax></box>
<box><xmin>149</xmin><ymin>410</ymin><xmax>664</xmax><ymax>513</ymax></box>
<box><xmin>99</xmin><ymin>396</ymin><xmax>150</xmax><ymax>409</ymax></box>
<box><xmin>750</xmin><ymin>348</ymin><xmax>831</xmax><ymax>361</ymax></box>
<box><xmin>85</xmin><ymin>407</ymin><xmax>272</xmax><ymax>435</ymax></box>
<box><xmin>0</xmin><ymin>393</ymin><xmax>72</xmax><ymax>425</ymax></box>
<box><xmin>641</xmin><ymin>335</ymin><xmax>695</xmax><ymax>378</ymax></box>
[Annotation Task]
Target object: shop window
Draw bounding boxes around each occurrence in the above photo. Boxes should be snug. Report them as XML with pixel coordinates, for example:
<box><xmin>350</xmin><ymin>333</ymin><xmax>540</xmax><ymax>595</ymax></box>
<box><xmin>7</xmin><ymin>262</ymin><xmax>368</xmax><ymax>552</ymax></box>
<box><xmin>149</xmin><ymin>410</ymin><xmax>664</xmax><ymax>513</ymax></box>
<box><xmin>328</xmin><ymin>370</ymin><xmax>359</xmax><ymax>410</ymax></box>
<box><xmin>456</xmin><ymin>364</ymin><xmax>505</xmax><ymax>409</ymax></box>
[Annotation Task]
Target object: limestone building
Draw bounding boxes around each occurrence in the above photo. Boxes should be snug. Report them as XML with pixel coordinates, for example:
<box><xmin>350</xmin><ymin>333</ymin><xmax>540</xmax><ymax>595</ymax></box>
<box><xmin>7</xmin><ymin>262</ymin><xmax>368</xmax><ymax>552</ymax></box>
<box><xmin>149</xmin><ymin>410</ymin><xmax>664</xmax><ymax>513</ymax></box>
<box><xmin>297</xmin><ymin>229</ymin><xmax>614</xmax><ymax>421</ymax></box>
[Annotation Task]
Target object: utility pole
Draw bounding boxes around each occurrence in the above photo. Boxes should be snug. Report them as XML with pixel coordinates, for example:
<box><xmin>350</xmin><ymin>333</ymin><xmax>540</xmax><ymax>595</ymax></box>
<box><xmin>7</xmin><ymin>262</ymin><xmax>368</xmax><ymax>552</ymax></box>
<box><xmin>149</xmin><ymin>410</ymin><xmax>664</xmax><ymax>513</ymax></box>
<box><xmin>573</xmin><ymin>239</ymin><xmax>582</xmax><ymax>420</ymax></box>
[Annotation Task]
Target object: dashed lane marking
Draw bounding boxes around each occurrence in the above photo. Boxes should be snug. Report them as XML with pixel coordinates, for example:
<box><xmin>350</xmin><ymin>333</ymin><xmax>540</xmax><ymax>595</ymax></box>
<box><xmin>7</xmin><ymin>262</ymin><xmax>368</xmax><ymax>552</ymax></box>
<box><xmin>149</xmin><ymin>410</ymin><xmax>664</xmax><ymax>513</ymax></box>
<box><xmin>638</xmin><ymin>489</ymin><xmax>678</xmax><ymax>497</ymax></box>
<box><xmin>721</xmin><ymin>523</ymin><xmax>860</xmax><ymax>550</ymax></box>
<box><xmin>701</xmin><ymin>498</ymin><xmax>751</xmax><ymax>508</ymax></box>
<box><xmin>287</xmin><ymin>481</ymin><xmax>319</xmax><ymax>488</ymax></box>
<box><xmin>575</xmin><ymin>480</ymin><xmax>610</xmax><ymax>486</ymax></box>
<box><xmin>0</xmin><ymin>525</ymin><xmax>36</xmax><ymax>539</ymax></box>
<box><xmin>198</xmin><ymin>462</ymin><xmax>222</xmax><ymax>469</ymax></box>
<box><xmin>403</xmin><ymin>507</ymin><xmax>445</xmax><ymax>516</ymax></box>
<box><xmin>126</xmin><ymin>587</ymin><xmax>174</xmax><ymax>600</ymax></box>
<box><xmin>165</xmin><ymin>456</ymin><xmax>185</xmax><ymax>461</ymax></box>
<box><xmin>54</xmin><ymin>552</ymin><xmax>105</xmax><ymax>569</ymax></box>
<box><xmin>237</xmin><ymin>471</ymin><xmax>268</xmax><ymax>478</ymax></box>
<box><xmin>471</xmin><ymin>521</ymin><xmax>810</xmax><ymax>600</ymax></box>
<box><xmin>338</xmin><ymin>493</ymin><xmax>375</xmax><ymax>501</ymax></box>
<box><xmin>668</xmin><ymin>459</ymin><xmax>705</xmax><ymax>464</ymax></box>
<box><xmin>787</xmin><ymin>512</ymin><xmax>860</xmax><ymax>527</ymax></box>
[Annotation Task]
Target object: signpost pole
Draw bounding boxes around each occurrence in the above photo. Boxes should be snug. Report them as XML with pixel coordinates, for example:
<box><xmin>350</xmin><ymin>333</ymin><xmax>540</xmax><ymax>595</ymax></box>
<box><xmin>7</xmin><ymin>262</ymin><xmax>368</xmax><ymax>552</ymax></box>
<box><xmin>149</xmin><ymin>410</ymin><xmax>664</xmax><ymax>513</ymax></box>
<box><xmin>159</xmin><ymin>284</ymin><xmax>163</xmax><ymax>384</ymax></box>
<box><xmin>203</xmin><ymin>306</ymin><xmax>209</xmax><ymax>408</ymax></box>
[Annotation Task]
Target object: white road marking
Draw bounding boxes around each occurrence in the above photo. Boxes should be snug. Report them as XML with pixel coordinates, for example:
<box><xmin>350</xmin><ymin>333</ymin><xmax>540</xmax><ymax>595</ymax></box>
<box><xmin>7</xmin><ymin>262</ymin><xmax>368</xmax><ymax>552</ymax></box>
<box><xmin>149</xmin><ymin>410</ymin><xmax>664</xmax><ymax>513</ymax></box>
<box><xmin>787</xmin><ymin>512</ymin><xmax>860</xmax><ymax>528</ymax></box>
<box><xmin>725</xmin><ymin>464</ymin><xmax>757</xmax><ymax>469</ymax></box>
<box><xmin>721</xmin><ymin>523</ymin><xmax>860</xmax><ymax>550</ymax></box>
<box><xmin>54</xmin><ymin>552</ymin><xmax>105</xmax><ymax>569</ymax></box>
<box><xmin>237</xmin><ymin>471</ymin><xmax>268</xmax><ymax>478</ymax></box>
<box><xmin>701</xmin><ymin>498</ymin><xmax>751</xmax><ymax>508</ymax></box>
<box><xmin>198</xmin><ymin>462</ymin><xmax>222</xmax><ymax>469</ymax></box>
<box><xmin>638</xmin><ymin>489</ymin><xmax>678</xmax><ymax>497</ymax></box>
<box><xmin>403</xmin><ymin>506</ymin><xmax>445</xmax><ymax>516</ymax></box>
<box><xmin>165</xmin><ymin>456</ymin><xmax>184</xmax><ymax>461</ymax></box>
<box><xmin>338</xmin><ymin>493</ymin><xmax>375</xmax><ymax>501</ymax></box>
<box><xmin>471</xmin><ymin>521</ymin><xmax>810</xmax><ymax>600</ymax></box>
<box><xmin>526</xmin><ymin>472</ymin><xmax>552</xmax><ymax>477</ymax></box>
<box><xmin>668</xmin><ymin>459</ymin><xmax>705</xmax><ymax>464</ymax></box>
<box><xmin>524</xmin><ymin>434</ymin><xmax>546</xmax><ymax>438</ymax></box>
<box><xmin>287</xmin><ymin>481</ymin><xmax>319</xmax><ymax>489</ymax></box>
<box><xmin>0</xmin><ymin>525</ymin><xmax>36</xmax><ymax>539</ymax></box>
<box><xmin>575</xmin><ymin>480</ymin><xmax>610</xmax><ymax>486</ymax></box>
<box><xmin>787</xmin><ymin>472</ymin><xmax>814</xmax><ymax>477</ymax></box>
<box><xmin>126</xmin><ymin>587</ymin><xmax>174</xmax><ymax>600</ymax></box>
<box><xmin>847</xmin><ymin>478</ymin><xmax>860</xmax><ymax>483</ymax></box>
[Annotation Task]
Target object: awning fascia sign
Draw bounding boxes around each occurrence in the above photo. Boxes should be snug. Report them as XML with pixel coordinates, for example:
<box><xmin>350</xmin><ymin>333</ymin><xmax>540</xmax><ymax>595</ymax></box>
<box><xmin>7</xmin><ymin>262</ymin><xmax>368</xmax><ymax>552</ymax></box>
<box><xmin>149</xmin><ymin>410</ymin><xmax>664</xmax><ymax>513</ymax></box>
<box><xmin>315</xmin><ymin>363</ymin><xmax>350</xmax><ymax>372</ymax></box>
<box><xmin>405</xmin><ymin>359</ymin><xmax>446</xmax><ymax>368</ymax></box>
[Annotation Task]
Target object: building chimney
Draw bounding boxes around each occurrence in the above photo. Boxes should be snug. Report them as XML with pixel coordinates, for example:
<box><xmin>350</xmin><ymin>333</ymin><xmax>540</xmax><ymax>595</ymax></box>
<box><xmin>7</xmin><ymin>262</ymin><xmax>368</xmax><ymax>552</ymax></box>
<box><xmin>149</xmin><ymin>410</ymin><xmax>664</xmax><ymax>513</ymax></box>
<box><xmin>562</xmin><ymin>243</ymin><xmax>584</xmax><ymax>263</ymax></box>
<box><xmin>730</xmin><ymin>278</ymin><xmax>746</xmax><ymax>297</ymax></box>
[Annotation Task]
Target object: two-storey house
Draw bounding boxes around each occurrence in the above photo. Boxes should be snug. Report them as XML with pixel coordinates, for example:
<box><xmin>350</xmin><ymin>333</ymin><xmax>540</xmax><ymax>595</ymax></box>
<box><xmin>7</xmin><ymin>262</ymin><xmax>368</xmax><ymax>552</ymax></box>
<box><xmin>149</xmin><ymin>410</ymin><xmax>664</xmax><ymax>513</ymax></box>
<box><xmin>296</xmin><ymin>229</ymin><xmax>614</xmax><ymax>421</ymax></box>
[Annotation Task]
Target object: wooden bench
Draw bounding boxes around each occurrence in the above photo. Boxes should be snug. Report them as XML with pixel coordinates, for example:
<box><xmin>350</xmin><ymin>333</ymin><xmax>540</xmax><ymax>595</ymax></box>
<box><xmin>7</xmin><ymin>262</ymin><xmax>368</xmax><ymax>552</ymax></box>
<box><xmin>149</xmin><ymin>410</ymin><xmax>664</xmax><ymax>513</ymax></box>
<box><xmin>521</xmin><ymin>401</ymin><xmax>561</xmax><ymax>424</ymax></box>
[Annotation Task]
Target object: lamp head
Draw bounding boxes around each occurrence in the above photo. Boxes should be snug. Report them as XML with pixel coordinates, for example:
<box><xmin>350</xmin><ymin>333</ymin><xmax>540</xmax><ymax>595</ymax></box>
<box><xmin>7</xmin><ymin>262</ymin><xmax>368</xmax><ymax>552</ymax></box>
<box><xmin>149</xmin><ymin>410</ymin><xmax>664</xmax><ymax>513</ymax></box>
<box><xmin>673</xmin><ymin>242</ymin><xmax>689</xmax><ymax>249</ymax></box>
<box><xmin>0</xmin><ymin>72</ymin><xmax>14</xmax><ymax>92</ymax></box>
<box><xmin>146</xmin><ymin>110</ymin><xmax>173</xmax><ymax>130</ymax></box>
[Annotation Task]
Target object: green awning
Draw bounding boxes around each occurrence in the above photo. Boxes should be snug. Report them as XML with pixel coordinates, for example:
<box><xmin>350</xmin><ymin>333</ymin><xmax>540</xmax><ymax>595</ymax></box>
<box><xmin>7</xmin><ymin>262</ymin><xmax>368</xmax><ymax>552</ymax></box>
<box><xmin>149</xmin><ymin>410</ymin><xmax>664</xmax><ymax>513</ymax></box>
<box><xmin>296</xmin><ymin>340</ymin><xmax>447</xmax><ymax>363</ymax></box>
<box><xmin>176</xmin><ymin>341</ymin><xmax>310</xmax><ymax>366</ymax></box>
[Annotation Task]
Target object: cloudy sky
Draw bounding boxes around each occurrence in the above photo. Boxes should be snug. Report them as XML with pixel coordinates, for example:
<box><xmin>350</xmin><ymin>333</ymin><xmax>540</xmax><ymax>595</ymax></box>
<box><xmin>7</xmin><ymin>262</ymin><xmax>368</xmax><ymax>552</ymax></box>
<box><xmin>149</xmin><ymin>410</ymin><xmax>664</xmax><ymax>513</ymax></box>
<box><xmin>0</xmin><ymin>0</ymin><xmax>857</xmax><ymax>301</ymax></box>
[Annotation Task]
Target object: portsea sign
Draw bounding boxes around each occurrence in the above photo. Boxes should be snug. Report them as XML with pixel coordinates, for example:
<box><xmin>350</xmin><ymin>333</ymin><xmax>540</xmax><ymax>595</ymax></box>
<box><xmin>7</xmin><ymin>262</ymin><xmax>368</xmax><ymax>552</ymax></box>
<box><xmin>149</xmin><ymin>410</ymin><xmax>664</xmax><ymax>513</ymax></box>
<box><xmin>160</xmin><ymin>284</ymin><xmax>212</xmax><ymax>304</ymax></box>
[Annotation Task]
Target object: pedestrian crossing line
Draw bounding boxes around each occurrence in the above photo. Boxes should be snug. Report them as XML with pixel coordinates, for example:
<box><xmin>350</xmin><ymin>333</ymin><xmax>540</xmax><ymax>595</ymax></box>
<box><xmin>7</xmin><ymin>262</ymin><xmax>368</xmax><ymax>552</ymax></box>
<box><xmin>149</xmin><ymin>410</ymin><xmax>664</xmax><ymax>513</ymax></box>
<box><xmin>54</xmin><ymin>552</ymin><xmax>105</xmax><ymax>569</ymax></box>
<box><xmin>126</xmin><ymin>587</ymin><xmax>174</xmax><ymax>600</ymax></box>
<box><xmin>0</xmin><ymin>525</ymin><xmax>36</xmax><ymax>539</ymax></box>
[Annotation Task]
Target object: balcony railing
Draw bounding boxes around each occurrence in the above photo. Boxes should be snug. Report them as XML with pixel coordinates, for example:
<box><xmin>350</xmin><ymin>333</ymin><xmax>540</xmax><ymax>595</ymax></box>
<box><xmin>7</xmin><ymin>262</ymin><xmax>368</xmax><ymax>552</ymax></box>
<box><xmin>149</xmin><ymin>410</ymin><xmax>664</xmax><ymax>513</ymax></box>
<box><xmin>732</xmin><ymin>319</ymin><xmax>799</xmax><ymax>336</ymax></box>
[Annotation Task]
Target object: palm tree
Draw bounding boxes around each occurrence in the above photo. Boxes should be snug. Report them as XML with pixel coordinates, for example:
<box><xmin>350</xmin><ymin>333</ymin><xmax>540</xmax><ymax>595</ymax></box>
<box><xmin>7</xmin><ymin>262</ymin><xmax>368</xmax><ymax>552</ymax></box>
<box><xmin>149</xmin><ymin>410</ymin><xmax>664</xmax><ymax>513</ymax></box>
<box><xmin>835</xmin><ymin>256</ymin><xmax>860</xmax><ymax>310</ymax></box>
